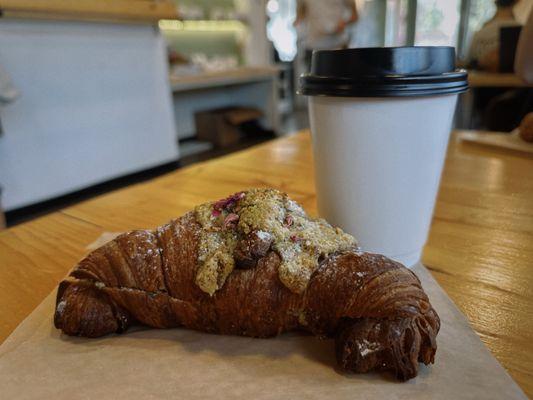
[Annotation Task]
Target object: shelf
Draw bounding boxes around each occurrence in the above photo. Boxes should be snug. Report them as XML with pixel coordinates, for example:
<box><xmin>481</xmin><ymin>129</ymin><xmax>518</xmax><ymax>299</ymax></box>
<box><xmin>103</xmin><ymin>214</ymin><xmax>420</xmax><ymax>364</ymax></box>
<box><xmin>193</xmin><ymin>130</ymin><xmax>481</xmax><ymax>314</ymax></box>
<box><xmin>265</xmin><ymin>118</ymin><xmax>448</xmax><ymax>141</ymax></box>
<box><xmin>170</xmin><ymin>66</ymin><xmax>279</xmax><ymax>92</ymax></box>
<box><xmin>0</xmin><ymin>0</ymin><xmax>178</xmax><ymax>24</ymax></box>
<box><xmin>159</xmin><ymin>19</ymin><xmax>247</xmax><ymax>32</ymax></box>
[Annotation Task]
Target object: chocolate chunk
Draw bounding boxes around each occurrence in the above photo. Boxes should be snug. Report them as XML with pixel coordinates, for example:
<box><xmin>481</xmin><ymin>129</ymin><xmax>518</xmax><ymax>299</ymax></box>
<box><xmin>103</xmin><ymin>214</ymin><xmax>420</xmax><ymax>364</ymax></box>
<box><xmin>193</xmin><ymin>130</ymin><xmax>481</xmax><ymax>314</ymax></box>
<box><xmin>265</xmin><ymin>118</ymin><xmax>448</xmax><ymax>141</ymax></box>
<box><xmin>234</xmin><ymin>231</ymin><xmax>273</xmax><ymax>269</ymax></box>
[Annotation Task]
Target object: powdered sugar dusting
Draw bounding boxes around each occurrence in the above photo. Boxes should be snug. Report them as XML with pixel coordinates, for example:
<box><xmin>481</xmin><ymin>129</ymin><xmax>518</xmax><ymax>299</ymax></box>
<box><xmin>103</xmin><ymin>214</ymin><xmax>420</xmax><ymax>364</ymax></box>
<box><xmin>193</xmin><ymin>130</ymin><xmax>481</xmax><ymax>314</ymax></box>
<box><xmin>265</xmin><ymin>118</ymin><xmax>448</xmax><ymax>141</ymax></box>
<box><xmin>357</xmin><ymin>339</ymin><xmax>382</xmax><ymax>357</ymax></box>
<box><xmin>256</xmin><ymin>230</ymin><xmax>272</xmax><ymax>241</ymax></box>
<box><xmin>56</xmin><ymin>300</ymin><xmax>67</xmax><ymax>316</ymax></box>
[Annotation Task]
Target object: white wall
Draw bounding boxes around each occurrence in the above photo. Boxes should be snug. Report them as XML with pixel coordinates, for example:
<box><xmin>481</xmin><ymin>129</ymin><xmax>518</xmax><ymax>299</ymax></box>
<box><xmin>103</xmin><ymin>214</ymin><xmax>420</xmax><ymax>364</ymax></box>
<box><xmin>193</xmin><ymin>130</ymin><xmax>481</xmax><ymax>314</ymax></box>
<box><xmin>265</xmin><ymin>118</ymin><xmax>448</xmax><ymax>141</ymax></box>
<box><xmin>0</xmin><ymin>20</ymin><xmax>178</xmax><ymax>211</ymax></box>
<box><xmin>242</xmin><ymin>0</ymin><xmax>272</xmax><ymax>66</ymax></box>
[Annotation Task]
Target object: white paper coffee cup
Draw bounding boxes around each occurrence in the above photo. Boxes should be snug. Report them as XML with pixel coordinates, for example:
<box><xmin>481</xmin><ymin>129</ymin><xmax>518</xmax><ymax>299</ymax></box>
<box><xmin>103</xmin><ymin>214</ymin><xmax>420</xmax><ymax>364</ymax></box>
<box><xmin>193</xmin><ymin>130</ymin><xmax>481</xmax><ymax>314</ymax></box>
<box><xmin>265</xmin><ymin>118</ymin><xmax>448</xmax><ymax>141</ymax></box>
<box><xmin>300</xmin><ymin>47</ymin><xmax>468</xmax><ymax>267</ymax></box>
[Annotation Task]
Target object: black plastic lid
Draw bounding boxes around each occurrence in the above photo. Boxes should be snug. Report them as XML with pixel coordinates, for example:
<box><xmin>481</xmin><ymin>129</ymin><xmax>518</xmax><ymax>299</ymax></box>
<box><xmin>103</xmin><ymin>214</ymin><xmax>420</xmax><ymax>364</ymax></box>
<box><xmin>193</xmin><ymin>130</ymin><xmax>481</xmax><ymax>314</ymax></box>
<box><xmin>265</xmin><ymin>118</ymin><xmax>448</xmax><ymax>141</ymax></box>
<box><xmin>299</xmin><ymin>46</ymin><xmax>468</xmax><ymax>97</ymax></box>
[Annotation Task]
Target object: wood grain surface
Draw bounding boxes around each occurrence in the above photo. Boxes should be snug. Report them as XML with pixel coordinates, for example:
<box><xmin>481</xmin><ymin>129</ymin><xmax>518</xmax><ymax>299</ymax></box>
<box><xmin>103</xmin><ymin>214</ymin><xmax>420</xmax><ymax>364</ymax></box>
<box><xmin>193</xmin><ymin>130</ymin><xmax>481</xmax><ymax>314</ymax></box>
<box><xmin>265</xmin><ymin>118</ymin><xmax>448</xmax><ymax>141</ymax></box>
<box><xmin>0</xmin><ymin>130</ymin><xmax>532</xmax><ymax>396</ymax></box>
<box><xmin>0</xmin><ymin>0</ymin><xmax>177</xmax><ymax>23</ymax></box>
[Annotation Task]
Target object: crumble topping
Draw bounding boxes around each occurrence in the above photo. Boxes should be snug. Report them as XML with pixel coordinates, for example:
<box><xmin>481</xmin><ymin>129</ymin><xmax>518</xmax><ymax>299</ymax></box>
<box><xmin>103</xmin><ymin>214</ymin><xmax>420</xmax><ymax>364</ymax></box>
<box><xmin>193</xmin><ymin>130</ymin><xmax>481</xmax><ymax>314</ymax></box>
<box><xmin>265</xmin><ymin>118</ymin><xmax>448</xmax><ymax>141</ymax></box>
<box><xmin>194</xmin><ymin>188</ymin><xmax>357</xmax><ymax>295</ymax></box>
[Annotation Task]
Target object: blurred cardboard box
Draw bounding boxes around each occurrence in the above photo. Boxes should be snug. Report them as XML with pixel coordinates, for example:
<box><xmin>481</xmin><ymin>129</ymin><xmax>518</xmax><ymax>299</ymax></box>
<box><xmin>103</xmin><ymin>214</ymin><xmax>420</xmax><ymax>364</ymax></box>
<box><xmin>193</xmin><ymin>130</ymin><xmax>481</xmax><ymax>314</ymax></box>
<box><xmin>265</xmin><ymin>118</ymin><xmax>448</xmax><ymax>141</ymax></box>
<box><xmin>195</xmin><ymin>106</ymin><xmax>263</xmax><ymax>147</ymax></box>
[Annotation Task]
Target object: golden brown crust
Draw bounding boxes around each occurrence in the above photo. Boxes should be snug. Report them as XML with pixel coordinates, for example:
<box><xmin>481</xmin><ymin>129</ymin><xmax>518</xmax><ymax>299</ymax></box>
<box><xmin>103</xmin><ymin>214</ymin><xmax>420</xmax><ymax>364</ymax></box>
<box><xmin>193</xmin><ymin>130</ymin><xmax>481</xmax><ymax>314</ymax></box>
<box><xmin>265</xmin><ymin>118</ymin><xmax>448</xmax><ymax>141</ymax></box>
<box><xmin>519</xmin><ymin>112</ymin><xmax>533</xmax><ymax>143</ymax></box>
<box><xmin>54</xmin><ymin>201</ymin><xmax>440</xmax><ymax>380</ymax></box>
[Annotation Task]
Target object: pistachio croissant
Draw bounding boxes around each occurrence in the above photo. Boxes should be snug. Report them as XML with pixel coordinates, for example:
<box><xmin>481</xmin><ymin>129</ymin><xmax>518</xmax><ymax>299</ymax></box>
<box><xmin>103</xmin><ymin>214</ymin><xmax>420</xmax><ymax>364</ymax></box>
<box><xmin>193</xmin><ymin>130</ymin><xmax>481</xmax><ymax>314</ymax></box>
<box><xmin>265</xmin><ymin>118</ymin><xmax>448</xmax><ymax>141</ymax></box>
<box><xmin>54</xmin><ymin>189</ymin><xmax>440</xmax><ymax>380</ymax></box>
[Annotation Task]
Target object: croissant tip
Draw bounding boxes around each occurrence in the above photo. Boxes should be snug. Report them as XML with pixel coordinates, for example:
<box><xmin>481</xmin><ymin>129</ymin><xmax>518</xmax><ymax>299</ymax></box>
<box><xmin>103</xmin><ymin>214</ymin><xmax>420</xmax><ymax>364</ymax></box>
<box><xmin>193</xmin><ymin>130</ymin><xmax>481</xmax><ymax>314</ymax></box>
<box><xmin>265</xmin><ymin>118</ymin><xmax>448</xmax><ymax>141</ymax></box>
<box><xmin>335</xmin><ymin>313</ymin><xmax>439</xmax><ymax>381</ymax></box>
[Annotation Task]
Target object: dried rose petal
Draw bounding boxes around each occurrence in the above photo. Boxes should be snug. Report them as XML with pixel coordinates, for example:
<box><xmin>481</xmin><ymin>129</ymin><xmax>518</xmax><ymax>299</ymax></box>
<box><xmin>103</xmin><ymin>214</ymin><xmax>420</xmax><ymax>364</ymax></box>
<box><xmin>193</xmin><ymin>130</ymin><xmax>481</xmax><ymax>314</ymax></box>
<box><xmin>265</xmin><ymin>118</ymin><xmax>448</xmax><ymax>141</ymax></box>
<box><xmin>213</xmin><ymin>199</ymin><xmax>227</xmax><ymax>211</ymax></box>
<box><xmin>213</xmin><ymin>191</ymin><xmax>246</xmax><ymax>212</ymax></box>
<box><xmin>223</xmin><ymin>213</ymin><xmax>240</xmax><ymax>229</ymax></box>
<box><xmin>226</xmin><ymin>192</ymin><xmax>246</xmax><ymax>210</ymax></box>
<box><xmin>211</xmin><ymin>208</ymin><xmax>222</xmax><ymax>217</ymax></box>
<box><xmin>284</xmin><ymin>215</ymin><xmax>293</xmax><ymax>227</ymax></box>
<box><xmin>290</xmin><ymin>234</ymin><xmax>300</xmax><ymax>243</ymax></box>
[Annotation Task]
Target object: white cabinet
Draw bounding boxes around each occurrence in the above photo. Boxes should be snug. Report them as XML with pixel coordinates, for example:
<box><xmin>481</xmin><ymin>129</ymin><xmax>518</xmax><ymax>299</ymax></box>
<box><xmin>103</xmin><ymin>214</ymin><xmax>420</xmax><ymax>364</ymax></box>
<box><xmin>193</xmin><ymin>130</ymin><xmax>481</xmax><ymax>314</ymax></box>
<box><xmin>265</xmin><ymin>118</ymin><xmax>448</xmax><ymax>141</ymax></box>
<box><xmin>0</xmin><ymin>20</ymin><xmax>178</xmax><ymax>211</ymax></box>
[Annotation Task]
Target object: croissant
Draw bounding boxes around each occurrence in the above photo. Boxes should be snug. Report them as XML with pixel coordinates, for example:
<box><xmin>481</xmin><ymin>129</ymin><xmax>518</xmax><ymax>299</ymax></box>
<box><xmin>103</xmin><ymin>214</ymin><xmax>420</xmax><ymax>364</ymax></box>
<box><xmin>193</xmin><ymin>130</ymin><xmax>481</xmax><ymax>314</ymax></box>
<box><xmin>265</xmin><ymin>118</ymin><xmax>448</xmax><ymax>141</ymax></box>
<box><xmin>54</xmin><ymin>188</ymin><xmax>440</xmax><ymax>380</ymax></box>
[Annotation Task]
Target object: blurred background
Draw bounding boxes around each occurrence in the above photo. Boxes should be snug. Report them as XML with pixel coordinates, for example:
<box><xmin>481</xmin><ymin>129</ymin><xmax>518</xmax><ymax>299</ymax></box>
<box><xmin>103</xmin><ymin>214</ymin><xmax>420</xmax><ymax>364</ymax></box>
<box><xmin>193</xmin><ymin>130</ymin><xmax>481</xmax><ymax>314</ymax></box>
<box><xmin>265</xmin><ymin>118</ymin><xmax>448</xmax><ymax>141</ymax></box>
<box><xmin>1</xmin><ymin>0</ymin><xmax>532</xmax><ymax>227</ymax></box>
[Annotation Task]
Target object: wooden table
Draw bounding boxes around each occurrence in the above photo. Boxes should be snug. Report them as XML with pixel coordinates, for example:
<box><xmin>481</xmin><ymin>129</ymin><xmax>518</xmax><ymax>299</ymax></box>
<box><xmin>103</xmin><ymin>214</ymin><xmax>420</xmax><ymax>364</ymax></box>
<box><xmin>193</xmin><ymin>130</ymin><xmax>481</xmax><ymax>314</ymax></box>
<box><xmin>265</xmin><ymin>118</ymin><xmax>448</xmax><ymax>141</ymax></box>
<box><xmin>0</xmin><ymin>0</ymin><xmax>177</xmax><ymax>24</ymax></box>
<box><xmin>468</xmin><ymin>71</ymin><xmax>533</xmax><ymax>88</ymax></box>
<box><xmin>1</xmin><ymin>130</ymin><xmax>532</xmax><ymax>396</ymax></box>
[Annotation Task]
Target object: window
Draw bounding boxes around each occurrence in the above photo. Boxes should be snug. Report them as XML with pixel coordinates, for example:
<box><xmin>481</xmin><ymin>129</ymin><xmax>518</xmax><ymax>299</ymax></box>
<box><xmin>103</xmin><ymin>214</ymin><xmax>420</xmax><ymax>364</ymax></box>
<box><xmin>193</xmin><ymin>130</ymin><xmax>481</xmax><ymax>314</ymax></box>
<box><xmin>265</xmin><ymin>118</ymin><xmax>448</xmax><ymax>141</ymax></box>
<box><xmin>266</xmin><ymin>0</ymin><xmax>297</xmax><ymax>61</ymax></box>
<box><xmin>384</xmin><ymin>0</ymin><xmax>411</xmax><ymax>46</ymax></box>
<box><xmin>414</xmin><ymin>0</ymin><xmax>461</xmax><ymax>46</ymax></box>
<box><xmin>351</xmin><ymin>0</ymin><xmax>387</xmax><ymax>47</ymax></box>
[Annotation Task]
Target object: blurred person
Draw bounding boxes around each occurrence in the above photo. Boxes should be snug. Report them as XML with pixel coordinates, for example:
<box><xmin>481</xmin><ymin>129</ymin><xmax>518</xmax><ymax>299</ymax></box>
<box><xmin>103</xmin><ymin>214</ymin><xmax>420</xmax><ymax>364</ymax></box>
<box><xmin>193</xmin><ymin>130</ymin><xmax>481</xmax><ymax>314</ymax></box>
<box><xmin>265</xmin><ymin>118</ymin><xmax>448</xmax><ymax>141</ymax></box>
<box><xmin>484</xmin><ymin>7</ymin><xmax>533</xmax><ymax>131</ymax></box>
<box><xmin>294</xmin><ymin>0</ymin><xmax>358</xmax><ymax>71</ymax></box>
<box><xmin>467</xmin><ymin>0</ymin><xmax>527</xmax><ymax>131</ymax></box>
<box><xmin>515</xmin><ymin>6</ymin><xmax>533</xmax><ymax>83</ymax></box>
<box><xmin>515</xmin><ymin>9</ymin><xmax>533</xmax><ymax>141</ymax></box>
<box><xmin>468</xmin><ymin>0</ymin><xmax>520</xmax><ymax>71</ymax></box>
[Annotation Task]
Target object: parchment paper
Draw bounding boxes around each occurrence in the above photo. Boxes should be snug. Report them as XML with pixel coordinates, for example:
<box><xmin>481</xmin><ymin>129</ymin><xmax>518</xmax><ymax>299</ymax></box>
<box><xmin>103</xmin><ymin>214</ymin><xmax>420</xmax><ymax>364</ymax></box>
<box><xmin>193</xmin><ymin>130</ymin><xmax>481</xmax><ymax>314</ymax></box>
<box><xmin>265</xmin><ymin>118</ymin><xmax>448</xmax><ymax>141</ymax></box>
<box><xmin>0</xmin><ymin>263</ymin><xmax>527</xmax><ymax>400</ymax></box>
<box><xmin>459</xmin><ymin>130</ymin><xmax>533</xmax><ymax>155</ymax></box>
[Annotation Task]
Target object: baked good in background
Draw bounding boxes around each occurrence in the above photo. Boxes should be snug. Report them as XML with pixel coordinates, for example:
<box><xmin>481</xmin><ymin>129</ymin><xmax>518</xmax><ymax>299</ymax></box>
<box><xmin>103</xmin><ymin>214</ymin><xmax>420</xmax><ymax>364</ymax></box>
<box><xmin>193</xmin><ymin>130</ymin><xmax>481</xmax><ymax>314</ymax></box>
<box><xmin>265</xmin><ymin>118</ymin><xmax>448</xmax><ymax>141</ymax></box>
<box><xmin>519</xmin><ymin>112</ymin><xmax>533</xmax><ymax>143</ymax></box>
